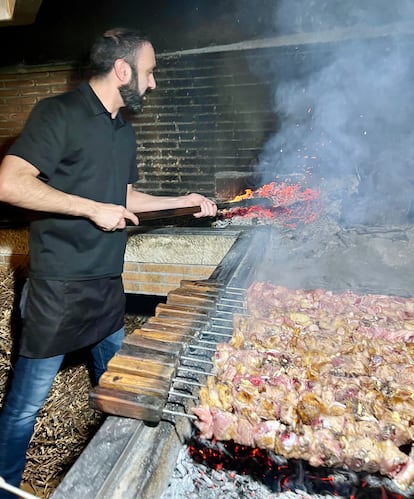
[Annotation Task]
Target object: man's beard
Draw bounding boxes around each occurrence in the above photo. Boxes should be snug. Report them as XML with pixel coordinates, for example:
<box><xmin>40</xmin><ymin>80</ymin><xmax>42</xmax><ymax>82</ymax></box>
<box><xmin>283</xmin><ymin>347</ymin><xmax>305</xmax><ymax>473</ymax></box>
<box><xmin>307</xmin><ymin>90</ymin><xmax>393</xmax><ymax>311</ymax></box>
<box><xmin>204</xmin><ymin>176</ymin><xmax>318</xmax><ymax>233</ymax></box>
<box><xmin>119</xmin><ymin>66</ymin><xmax>146</xmax><ymax>113</ymax></box>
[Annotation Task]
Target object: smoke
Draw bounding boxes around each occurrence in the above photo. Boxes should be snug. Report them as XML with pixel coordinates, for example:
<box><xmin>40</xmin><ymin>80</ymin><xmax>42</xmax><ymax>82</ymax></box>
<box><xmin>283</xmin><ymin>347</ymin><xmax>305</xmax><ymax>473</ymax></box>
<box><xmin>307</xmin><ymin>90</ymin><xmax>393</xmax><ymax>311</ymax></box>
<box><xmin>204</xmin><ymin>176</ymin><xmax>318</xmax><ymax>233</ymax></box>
<box><xmin>273</xmin><ymin>0</ymin><xmax>413</xmax><ymax>34</ymax></box>
<box><xmin>253</xmin><ymin>0</ymin><xmax>414</xmax><ymax>226</ymax></box>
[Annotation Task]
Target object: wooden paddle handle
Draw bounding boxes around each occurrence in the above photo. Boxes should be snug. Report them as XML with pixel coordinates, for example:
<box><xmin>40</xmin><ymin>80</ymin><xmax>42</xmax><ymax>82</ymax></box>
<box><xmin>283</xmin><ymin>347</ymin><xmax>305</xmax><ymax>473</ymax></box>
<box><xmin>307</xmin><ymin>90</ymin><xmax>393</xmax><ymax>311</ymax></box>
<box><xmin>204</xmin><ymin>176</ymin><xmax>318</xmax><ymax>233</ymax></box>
<box><xmin>135</xmin><ymin>206</ymin><xmax>202</xmax><ymax>221</ymax></box>
<box><xmin>133</xmin><ymin>197</ymin><xmax>274</xmax><ymax>222</ymax></box>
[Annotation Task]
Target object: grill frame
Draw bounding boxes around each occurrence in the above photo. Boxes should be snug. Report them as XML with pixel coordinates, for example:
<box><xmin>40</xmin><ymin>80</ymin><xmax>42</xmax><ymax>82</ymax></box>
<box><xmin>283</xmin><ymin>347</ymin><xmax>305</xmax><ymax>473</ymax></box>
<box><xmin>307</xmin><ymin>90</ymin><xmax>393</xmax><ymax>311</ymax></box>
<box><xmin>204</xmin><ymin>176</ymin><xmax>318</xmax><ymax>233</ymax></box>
<box><xmin>53</xmin><ymin>221</ymin><xmax>414</xmax><ymax>497</ymax></box>
<box><xmin>52</xmin><ymin>227</ymin><xmax>266</xmax><ymax>498</ymax></box>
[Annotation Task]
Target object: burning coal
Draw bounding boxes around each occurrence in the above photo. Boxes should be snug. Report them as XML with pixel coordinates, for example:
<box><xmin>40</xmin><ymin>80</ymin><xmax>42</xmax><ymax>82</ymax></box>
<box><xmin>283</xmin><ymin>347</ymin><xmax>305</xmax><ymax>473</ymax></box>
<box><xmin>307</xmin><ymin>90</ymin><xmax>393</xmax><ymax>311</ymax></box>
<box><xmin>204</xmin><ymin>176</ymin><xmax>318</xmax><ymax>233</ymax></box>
<box><xmin>216</xmin><ymin>179</ymin><xmax>321</xmax><ymax>227</ymax></box>
<box><xmin>187</xmin><ymin>436</ymin><xmax>406</xmax><ymax>498</ymax></box>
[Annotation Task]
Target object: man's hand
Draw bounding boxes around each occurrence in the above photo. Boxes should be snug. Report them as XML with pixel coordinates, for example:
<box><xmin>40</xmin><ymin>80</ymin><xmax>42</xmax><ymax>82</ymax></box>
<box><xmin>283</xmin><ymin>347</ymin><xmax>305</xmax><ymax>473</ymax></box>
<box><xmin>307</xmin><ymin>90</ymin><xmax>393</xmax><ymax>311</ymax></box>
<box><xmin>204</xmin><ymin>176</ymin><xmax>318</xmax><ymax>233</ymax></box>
<box><xmin>183</xmin><ymin>193</ymin><xmax>217</xmax><ymax>218</ymax></box>
<box><xmin>91</xmin><ymin>203</ymin><xmax>139</xmax><ymax>231</ymax></box>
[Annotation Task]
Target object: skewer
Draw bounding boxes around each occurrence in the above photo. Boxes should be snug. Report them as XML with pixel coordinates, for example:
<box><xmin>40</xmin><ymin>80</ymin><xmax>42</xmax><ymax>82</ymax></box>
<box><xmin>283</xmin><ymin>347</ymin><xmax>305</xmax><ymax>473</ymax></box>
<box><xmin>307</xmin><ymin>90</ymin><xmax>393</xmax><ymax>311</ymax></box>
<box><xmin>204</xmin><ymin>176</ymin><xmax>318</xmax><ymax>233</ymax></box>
<box><xmin>204</xmin><ymin>324</ymin><xmax>233</xmax><ymax>331</ymax></box>
<box><xmin>177</xmin><ymin>366</ymin><xmax>213</xmax><ymax>376</ymax></box>
<box><xmin>217</xmin><ymin>306</ymin><xmax>243</xmax><ymax>312</ymax></box>
<box><xmin>206</xmin><ymin>325</ymin><xmax>233</xmax><ymax>331</ymax></box>
<box><xmin>211</xmin><ymin>316</ymin><xmax>233</xmax><ymax>322</ymax></box>
<box><xmin>197</xmin><ymin>339</ymin><xmax>217</xmax><ymax>345</ymax></box>
<box><xmin>162</xmin><ymin>408</ymin><xmax>197</xmax><ymax>420</ymax></box>
<box><xmin>216</xmin><ymin>305</ymin><xmax>243</xmax><ymax>311</ymax></box>
<box><xmin>200</xmin><ymin>330</ymin><xmax>232</xmax><ymax>338</ymax></box>
<box><xmin>219</xmin><ymin>297</ymin><xmax>244</xmax><ymax>304</ymax></box>
<box><xmin>180</xmin><ymin>356</ymin><xmax>213</xmax><ymax>365</ymax></box>
<box><xmin>168</xmin><ymin>390</ymin><xmax>198</xmax><ymax>400</ymax></box>
<box><xmin>171</xmin><ymin>378</ymin><xmax>204</xmax><ymax>387</ymax></box>
<box><xmin>211</xmin><ymin>309</ymin><xmax>233</xmax><ymax>315</ymax></box>
<box><xmin>225</xmin><ymin>286</ymin><xmax>245</xmax><ymax>293</ymax></box>
<box><xmin>188</xmin><ymin>345</ymin><xmax>216</xmax><ymax>352</ymax></box>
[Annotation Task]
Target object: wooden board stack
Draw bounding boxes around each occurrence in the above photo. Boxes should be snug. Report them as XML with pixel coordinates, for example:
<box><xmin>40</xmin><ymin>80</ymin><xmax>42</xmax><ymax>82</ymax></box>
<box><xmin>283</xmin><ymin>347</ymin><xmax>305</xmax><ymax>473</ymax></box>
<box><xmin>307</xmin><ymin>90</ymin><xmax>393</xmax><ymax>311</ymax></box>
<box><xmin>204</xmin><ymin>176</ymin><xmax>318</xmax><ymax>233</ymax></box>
<box><xmin>89</xmin><ymin>280</ymin><xmax>222</xmax><ymax>422</ymax></box>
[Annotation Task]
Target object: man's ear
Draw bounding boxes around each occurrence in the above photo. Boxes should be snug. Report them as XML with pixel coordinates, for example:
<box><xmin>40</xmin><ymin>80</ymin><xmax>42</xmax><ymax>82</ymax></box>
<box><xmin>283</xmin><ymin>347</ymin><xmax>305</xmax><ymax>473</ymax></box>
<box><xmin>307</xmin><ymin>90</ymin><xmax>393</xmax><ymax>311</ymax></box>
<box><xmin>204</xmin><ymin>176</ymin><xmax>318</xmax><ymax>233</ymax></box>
<box><xmin>114</xmin><ymin>59</ymin><xmax>131</xmax><ymax>84</ymax></box>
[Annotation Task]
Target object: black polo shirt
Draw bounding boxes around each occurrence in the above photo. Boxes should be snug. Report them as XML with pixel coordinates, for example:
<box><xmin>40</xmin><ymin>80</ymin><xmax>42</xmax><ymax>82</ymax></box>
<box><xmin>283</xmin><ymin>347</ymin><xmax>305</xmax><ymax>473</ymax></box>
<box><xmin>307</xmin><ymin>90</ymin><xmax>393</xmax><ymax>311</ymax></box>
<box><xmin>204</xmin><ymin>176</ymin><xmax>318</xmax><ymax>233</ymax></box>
<box><xmin>8</xmin><ymin>81</ymin><xmax>138</xmax><ymax>280</ymax></box>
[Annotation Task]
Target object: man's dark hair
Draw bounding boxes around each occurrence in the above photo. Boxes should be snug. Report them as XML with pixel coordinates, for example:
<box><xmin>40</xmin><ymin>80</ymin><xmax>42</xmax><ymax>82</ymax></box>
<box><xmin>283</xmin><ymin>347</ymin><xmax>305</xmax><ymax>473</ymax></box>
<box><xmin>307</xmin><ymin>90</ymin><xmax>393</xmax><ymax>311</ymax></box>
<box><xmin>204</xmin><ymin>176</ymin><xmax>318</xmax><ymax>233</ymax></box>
<box><xmin>89</xmin><ymin>28</ymin><xmax>151</xmax><ymax>76</ymax></box>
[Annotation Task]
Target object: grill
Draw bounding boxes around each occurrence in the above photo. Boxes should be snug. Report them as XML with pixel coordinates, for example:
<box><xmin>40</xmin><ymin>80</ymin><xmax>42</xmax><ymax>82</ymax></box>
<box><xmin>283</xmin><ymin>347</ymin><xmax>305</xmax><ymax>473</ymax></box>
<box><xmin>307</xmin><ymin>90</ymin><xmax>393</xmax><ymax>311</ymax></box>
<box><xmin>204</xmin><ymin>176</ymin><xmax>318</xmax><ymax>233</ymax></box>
<box><xmin>53</xmin><ymin>221</ymin><xmax>414</xmax><ymax>498</ymax></box>
<box><xmin>51</xmin><ymin>229</ymin><xmax>264</xmax><ymax>498</ymax></box>
<box><xmin>89</xmin><ymin>228</ymin><xmax>264</xmax><ymax>423</ymax></box>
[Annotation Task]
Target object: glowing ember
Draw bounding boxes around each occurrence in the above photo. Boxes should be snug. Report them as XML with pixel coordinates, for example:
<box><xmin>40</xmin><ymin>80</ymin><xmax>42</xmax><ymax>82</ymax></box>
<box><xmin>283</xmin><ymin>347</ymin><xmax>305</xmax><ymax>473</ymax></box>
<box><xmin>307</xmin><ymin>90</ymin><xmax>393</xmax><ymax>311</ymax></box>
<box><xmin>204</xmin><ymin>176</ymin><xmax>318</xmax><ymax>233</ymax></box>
<box><xmin>223</xmin><ymin>181</ymin><xmax>321</xmax><ymax>228</ymax></box>
<box><xmin>186</xmin><ymin>437</ymin><xmax>405</xmax><ymax>498</ymax></box>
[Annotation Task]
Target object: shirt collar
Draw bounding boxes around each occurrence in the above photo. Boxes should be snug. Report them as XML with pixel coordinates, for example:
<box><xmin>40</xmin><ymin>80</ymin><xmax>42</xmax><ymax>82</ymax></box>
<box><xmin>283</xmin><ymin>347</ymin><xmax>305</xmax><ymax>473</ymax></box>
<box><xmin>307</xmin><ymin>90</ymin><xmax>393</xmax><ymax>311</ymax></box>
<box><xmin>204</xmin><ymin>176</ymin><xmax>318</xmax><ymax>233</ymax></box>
<box><xmin>78</xmin><ymin>81</ymin><xmax>127</xmax><ymax>128</ymax></box>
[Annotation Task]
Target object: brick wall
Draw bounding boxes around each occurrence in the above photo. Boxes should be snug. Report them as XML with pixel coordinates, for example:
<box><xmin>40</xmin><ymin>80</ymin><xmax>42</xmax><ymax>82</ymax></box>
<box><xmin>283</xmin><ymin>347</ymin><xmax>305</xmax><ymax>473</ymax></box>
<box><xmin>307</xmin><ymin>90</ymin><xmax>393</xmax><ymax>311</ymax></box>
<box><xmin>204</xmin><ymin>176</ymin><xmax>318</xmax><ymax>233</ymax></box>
<box><xmin>0</xmin><ymin>48</ymin><xmax>278</xmax><ymax>295</ymax></box>
<box><xmin>0</xmin><ymin>67</ymin><xmax>85</xmax><ymax>157</ymax></box>
<box><xmin>0</xmin><ymin>48</ymin><xmax>279</xmax><ymax>197</ymax></box>
<box><xmin>129</xmin><ymin>50</ymin><xmax>278</xmax><ymax>197</ymax></box>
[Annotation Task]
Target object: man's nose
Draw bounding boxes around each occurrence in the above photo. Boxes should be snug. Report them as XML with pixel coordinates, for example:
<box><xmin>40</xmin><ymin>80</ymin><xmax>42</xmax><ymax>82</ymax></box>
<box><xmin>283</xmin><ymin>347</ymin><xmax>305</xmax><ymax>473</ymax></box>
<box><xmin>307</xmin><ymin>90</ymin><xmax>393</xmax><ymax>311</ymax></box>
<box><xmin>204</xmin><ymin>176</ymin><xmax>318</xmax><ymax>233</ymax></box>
<box><xmin>149</xmin><ymin>74</ymin><xmax>156</xmax><ymax>90</ymax></box>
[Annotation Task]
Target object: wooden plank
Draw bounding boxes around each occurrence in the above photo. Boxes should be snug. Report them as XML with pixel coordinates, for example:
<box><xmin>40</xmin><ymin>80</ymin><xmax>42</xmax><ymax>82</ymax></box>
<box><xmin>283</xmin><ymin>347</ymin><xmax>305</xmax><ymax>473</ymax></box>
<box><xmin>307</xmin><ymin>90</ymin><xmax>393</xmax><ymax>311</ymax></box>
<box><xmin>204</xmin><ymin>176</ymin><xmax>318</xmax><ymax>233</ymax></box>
<box><xmin>166</xmin><ymin>289</ymin><xmax>216</xmax><ymax>308</ymax></box>
<box><xmin>133</xmin><ymin>328</ymin><xmax>190</xmax><ymax>344</ymax></box>
<box><xmin>141</xmin><ymin>321</ymin><xmax>196</xmax><ymax>337</ymax></box>
<box><xmin>180</xmin><ymin>279</ymin><xmax>223</xmax><ymax>292</ymax></box>
<box><xmin>99</xmin><ymin>371</ymin><xmax>170</xmax><ymax>396</ymax></box>
<box><xmin>155</xmin><ymin>303</ymin><xmax>208</xmax><ymax>319</ymax></box>
<box><xmin>89</xmin><ymin>386</ymin><xmax>164</xmax><ymax>422</ymax></box>
<box><xmin>167</xmin><ymin>286</ymin><xmax>219</xmax><ymax>299</ymax></box>
<box><xmin>147</xmin><ymin>316</ymin><xmax>204</xmax><ymax>328</ymax></box>
<box><xmin>107</xmin><ymin>355</ymin><xmax>176</xmax><ymax>380</ymax></box>
<box><xmin>140</xmin><ymin>324</ymin><xmax>197</xmax><ymax>343</ymax></box>
<box><xmin>141</xmin><ymin>321</ymin><xmax>191</xmax><ymax>333</ymax></box>
<box><xmin>123</xmin><ymin>332</ymin><xmax>184</xmax><ymax>356</ymax></box>
<box><xmin>117</xmin><ymin>342</ymin><xmax>177</xmax><ymax>365</ymax></box>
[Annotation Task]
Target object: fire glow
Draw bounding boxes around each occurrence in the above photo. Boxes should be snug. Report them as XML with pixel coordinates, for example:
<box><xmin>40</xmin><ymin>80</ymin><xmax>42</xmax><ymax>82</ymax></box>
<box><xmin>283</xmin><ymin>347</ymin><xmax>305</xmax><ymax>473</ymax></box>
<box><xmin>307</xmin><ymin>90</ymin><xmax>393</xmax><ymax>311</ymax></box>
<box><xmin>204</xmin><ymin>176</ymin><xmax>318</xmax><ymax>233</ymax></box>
<box><xmin>187</xmin><ymin>437</ymin><xmax>405</xmax><ymax>498</ymax></box>
<box><xmin>223</xmin><ymin>180</ymin><xmax>321</xmax><ymax>227</ymax></box>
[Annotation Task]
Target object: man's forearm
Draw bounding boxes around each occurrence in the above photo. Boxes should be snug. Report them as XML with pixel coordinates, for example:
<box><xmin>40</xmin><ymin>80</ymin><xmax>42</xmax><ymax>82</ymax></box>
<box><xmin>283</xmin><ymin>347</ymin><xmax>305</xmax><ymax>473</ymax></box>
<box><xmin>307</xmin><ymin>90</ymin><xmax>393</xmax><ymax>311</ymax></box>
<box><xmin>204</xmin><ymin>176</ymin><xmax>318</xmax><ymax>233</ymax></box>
<box><xmin>127</xmin><ymin>188</ymin><xmax>217</xmax><ymax>219</ymax></box>
<box><xmin>0</xmin><ymin>155</ymin><xmax>99</xmax><ymax>218</ymax></box>
<box><xmin>126</xmin><ymin>190</ymin><xmax>185</xmax><ymax>213</ymax></box>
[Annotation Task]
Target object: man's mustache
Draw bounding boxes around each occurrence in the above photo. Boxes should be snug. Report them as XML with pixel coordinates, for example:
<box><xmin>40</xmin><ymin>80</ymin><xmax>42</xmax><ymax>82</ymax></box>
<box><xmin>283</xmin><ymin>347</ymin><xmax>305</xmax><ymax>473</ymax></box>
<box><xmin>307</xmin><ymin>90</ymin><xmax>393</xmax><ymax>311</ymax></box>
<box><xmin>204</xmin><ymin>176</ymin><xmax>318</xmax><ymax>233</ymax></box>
<box><xmin>143</xmin><ymin>87</ymin><xmax>153</xmax><ymax>98</ymax></box>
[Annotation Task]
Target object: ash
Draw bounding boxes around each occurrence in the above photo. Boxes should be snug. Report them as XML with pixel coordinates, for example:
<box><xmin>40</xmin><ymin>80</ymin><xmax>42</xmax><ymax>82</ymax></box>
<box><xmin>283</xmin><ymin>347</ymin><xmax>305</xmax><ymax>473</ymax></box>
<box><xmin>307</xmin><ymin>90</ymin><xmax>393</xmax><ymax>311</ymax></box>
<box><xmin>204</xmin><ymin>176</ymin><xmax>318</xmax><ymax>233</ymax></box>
<box><xmin>160</xmin><ymin>445</ymin><xmax>340</xmax><ymax>499</ymax></box>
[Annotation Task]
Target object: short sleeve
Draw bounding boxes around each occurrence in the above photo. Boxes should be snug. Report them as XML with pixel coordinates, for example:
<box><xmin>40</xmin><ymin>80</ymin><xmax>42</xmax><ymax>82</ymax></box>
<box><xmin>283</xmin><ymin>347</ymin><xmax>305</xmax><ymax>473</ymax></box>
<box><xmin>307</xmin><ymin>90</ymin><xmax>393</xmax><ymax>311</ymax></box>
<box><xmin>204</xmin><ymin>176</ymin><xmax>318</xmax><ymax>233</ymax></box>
<box><xmin>8</xmin><ymin>97</ymin><xmax>67</xmax><ymax>181</ymax></box>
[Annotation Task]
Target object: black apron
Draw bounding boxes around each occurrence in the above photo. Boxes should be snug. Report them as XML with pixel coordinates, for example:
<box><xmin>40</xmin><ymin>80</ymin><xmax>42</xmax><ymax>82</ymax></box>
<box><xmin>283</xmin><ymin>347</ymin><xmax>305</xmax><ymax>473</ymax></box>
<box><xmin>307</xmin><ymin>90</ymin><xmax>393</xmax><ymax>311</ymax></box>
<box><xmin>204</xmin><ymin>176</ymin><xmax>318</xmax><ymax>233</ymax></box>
<box><xmin>19</xmin><ymin>277</ymin><xmax>125</xmax><ymax>358</ymax></box>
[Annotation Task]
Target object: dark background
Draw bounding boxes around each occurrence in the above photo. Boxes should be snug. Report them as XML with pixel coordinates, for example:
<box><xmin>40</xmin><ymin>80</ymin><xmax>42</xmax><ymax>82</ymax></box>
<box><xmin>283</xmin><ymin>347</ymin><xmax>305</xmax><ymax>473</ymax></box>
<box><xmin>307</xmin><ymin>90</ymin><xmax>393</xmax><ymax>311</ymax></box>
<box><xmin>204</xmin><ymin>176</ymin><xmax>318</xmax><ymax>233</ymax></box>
<box><xmin>1</xmin><ymin>0</ymin><xmax>413</xmax><ymax>228</ymax></box>
<box><xmin>0</xmin><ymin>0</ymin><xmax>278</xmax><ymax>66</ymax></box>
<box><xmin>1</xmin><ymin>0</ymin><xmax>411</xmax><ymax>67</ymax></box>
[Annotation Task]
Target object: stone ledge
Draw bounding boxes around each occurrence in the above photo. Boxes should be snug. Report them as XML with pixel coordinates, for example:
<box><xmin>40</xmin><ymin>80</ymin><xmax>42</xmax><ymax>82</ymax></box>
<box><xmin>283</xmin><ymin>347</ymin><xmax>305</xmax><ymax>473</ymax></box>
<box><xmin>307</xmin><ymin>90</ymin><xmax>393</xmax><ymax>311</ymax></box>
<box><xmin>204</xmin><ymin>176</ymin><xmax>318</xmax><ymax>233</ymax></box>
<box><xmin>125</xmin><ymin>227</ymin><xmax>239</xmax><ymax>265</ymax></box>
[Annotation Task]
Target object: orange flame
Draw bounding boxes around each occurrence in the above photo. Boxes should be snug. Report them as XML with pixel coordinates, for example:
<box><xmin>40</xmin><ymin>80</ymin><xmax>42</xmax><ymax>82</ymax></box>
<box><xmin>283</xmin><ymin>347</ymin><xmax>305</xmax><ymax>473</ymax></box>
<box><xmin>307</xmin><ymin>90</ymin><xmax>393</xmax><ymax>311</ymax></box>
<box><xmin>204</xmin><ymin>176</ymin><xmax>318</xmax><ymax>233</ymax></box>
<box><xmin>225</xmin><ymin>180</ymin><xmax>321</xmax><ymax>227</ymax></box>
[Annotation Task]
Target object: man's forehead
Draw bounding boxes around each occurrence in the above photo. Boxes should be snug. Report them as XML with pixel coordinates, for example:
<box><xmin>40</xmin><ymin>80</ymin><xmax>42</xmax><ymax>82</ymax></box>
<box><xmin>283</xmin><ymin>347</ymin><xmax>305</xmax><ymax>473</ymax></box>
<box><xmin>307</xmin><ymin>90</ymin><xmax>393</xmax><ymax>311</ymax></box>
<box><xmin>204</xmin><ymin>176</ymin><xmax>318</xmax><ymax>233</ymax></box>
<box><xmin>136</xmin><ymin>42</ymin><xmax>156</xmax><ymax>69</ymax></box>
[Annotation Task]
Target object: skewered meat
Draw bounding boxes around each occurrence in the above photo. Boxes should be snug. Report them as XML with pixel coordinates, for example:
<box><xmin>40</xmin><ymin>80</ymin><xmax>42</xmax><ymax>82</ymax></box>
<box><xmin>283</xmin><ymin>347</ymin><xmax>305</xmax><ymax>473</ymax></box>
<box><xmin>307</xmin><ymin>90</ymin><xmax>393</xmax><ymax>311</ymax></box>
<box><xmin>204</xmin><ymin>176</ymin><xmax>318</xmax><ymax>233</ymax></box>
<box><xmin>192</xmin><ymin>282</ymin><xmax>414</xmax><ymax>490</ymax></box>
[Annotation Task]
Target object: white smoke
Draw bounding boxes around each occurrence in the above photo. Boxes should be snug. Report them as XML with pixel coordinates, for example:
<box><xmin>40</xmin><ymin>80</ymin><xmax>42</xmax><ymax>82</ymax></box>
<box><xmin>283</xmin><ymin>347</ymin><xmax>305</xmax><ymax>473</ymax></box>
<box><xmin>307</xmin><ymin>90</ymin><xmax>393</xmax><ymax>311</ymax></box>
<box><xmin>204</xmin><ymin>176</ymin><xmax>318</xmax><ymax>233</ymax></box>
<box><xmin>254</xmin><ymin>0</ymin><xmax>414</xmax><ymax>226</ymax></box>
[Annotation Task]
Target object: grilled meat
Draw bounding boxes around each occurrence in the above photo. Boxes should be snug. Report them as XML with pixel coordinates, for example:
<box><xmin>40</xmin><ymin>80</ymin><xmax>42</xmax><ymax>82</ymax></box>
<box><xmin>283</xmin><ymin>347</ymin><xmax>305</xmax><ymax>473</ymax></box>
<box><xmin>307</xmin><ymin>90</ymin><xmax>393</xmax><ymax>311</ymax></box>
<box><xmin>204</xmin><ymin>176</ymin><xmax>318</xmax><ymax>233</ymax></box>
<box><xmin>193</xmin><ymin>282</ymin><xmax>414</xmax><ymax>490</ymax></box>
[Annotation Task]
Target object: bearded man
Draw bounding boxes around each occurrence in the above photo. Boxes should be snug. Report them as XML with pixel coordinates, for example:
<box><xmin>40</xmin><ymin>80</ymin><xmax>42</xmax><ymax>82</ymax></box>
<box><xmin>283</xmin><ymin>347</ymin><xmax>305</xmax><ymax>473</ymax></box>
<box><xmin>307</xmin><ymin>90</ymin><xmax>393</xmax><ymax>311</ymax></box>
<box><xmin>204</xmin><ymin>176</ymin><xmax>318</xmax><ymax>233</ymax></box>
<box><xmin>0</xmin><ymin>28</ymin><xmax>216</xmax><ymax>495</ymax></box>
